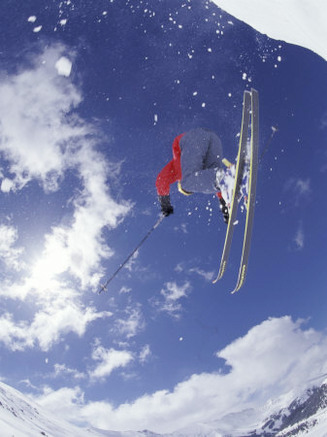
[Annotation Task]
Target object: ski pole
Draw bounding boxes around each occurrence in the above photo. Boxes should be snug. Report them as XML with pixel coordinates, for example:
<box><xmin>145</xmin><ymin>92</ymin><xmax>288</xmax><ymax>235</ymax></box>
<box><xmin>98</xmin><ymin>214</ymin><xmax>165</xmax><ymax>293</ymax></box>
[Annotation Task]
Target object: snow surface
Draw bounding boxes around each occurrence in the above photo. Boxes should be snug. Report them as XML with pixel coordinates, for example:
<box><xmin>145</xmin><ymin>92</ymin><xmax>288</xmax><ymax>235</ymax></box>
<box><xmin>211</xmin><ymin>0</ymin><xmax>327</xmax><ymax>61</ymax></box>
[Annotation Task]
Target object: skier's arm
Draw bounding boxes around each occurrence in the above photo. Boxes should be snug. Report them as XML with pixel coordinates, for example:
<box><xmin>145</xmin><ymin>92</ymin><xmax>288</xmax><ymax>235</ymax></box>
<box><xmin>156</xmin><ymin>160</ymin><xmax>177</xmax><ymax>196</ymax></box>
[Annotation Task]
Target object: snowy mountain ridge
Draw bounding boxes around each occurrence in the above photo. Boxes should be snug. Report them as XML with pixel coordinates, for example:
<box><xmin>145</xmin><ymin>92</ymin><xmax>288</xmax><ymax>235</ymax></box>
<box><xmin>246</xmin><ymin>383</ymin><xmax>327</xmax><ymax>437</ymax></box>
<box><xmin>2</xmin><ymin>380</ymin><xmax>327</xmax><ymax>436</ymax></box>
<box><xmin>0</xmin><ymin>380</ymin><xmax>93</xmax><ymax>437</ymax></box>
<box><xmin>0</xmin><ymin>381</ymin><xmax>126</xmax><ymax>437</ymax></box>
<box><xmin>211</xmin><ymin>0</ymin><xmax>327</xmax><ymax>61</ymax></box>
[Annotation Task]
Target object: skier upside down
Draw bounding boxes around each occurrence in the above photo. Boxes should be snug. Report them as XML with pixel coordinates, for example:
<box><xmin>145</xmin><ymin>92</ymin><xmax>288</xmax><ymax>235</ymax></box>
<box><xmin>156</xmin><ymin>128</ymin><xmax>230</xmax><ymax>223</ymax></box>
<box><xmin>100</xmin><ymin>90</ymin><xmax>258</xmax><ymax>292</ymax></box>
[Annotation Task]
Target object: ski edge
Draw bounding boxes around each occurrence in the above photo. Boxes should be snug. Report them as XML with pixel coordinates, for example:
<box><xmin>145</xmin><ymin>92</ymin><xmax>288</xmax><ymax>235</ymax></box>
<box><xmin>231</xmin><ymin>88</ymin><xmax>259</xmax><ymax>294</ymax></box>
<box><xmin>212</xmin><ymin>91</ymin><xmax>252</xmax><ymax>284</ymax></box>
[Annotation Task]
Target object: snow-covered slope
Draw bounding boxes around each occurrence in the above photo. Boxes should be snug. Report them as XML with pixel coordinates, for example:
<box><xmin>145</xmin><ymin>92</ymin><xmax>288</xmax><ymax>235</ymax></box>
<box><xmin>211</xmin><ymin>0</ymin><xmax>327</xmax><ymax>61</ymax></box>
<box><xmin>2</xmin><ymin>379</ymin><xmax>327</xmax><ymax>436</ymax></box>
<box><xmin>0</xmin><ymin>381</ymin><xmax>122</xmax><ymax>437</ymax></box>
<box><xmin>245</xmin><ymin>383</ymin><xmax>327</xmax><ymax>436</ymax></box>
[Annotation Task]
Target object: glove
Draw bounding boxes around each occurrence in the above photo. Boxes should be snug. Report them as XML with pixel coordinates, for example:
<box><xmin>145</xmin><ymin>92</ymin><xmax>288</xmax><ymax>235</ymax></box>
<box><xmin>219</xmin><ymin>196</ymin><xmax>229</xmax><ymax>224</ymax></box>
<box><xmin>159</xmin><ymin>195</ymin><xmax>174</xmax><ymax>217</ymax></box>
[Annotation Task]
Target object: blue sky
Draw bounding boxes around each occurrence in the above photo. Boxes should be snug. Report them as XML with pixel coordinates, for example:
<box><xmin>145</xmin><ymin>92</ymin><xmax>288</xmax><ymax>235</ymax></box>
<box><xmin>1</xmin><ymin>0</ymin><xmax>327</xmax><ymax>434</ymax></box>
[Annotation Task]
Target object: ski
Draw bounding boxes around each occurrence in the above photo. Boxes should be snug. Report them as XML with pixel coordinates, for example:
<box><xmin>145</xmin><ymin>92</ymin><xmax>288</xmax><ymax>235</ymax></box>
<box><xmin>213</xmin><ymin>90</ymin><xmax>252</xmax><ymax>284</ymax></box>
<box><xmin>231</xmin><ymin>88</ymin><xmax>259</xmax><ymax>293</ymax></box>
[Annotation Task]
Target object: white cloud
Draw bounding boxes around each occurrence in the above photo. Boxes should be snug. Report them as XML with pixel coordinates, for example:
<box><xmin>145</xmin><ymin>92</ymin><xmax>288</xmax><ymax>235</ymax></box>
<box><xmin>0</xmin><ymin>45</ymin><xmax>82</xmax><ymax>192</ymax></box>
<box><xmin>31</xmin><ymin>386</ymin><xmax>85</xmax><ymax>424</ymax></box>
<box><xmin>294</xmin><ymin>178</ymin><xmax>311</xmax><ymax>196</ymax></box>
<box><xmin>173</xmin><ymin>223</ymin><xmax>188</xmax><ymax>234</ymax></box>
<box><xmin>124</xmin><ymin>250</ymin><xmax>140</xmax><ymax>272</ymax></box>
<box><xmin>1</xmin><ymin>178</ymin><xmax>14</xmax><ymax>193</ymax></box>
<box><xmin>174</xmin><ymin>263</ymin><xmax>184</xmax><ymax>273</ymax></box>
<box><xmin>114</xmin><ymin>304</ymin><xmax>145</xmax><ymax>339</ymax></box>
<box><xmin>153</xmin><ymin>281</ymin><xmax>191</xmax><ymax>318</ymax></box>
<box><xmin>119</xmin><ymin>286</ymin><xmax>132</xmax><ymax>294</ymax></box>
<box><xmin>175</xmin><ymin>263</ymin><xmax>214</xmax><ymax>282</ymax></box>
<box><xmin>0</xmin><ymin>294</ymin><xmax>112</xmax><ymax>352</ymax></box>
<box><xmin>53</xmin><ymin>364</ymin><xmax>86</xmax><ymax>380</ymax></box>
<box><xmin>0</xmin><ymin>44</ymin><xmax>131</xmax><ymax>352</ymax></box>
<box><xmin>293</xmin><ymin>222</ymin><xmax>304</xmax><ymax>250</ymax></box>
<box><xmin>161</xmin><ymin>281</ymin><xmax>190</xmax><ymax>301</ymax></box>
<box><xmin>284</xmin><ymin>177</ymin><xmax>311</xmax><ymax>205</ymax></box>
<box><xmin>0</xmin><ymin>224</ymin><xmax>24</xmax><ymax>271</ymax></box>
<box><xmin>31</xmin><ymin>317</ymin><xmax>327</xmax><ymax>434</ymax></box>
<box><xmin>139</xmin><ymin>344</ymin><xmax>151</xmax><ymax>364</ymax></box>
<box><xmin>89</xmin><ymin>344</ymin><xmax>134</xmax><ymax>381</ymax></box>
<box><xmin>189</xmin><ymin>267</ymin><xmax>214</xmax><ymax>281</ymax></box>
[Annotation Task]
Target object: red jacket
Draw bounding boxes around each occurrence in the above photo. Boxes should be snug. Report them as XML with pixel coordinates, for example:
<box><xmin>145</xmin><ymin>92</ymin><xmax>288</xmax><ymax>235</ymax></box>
<box><xmin>156</xmin><ymin>133</ymin><xmax>185</xmax><ymax>196</ymax></box>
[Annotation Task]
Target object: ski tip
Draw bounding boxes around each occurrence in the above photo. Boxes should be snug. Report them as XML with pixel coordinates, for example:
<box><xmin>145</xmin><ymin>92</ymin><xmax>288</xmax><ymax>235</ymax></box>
<box><xmin>231</xmin><ymin>281</ymin><xmax>243</xmax><ymax>294</ymax></box>
<box><xmin>212</xmin><ymin>262</ymin><xmax>227</xmax><ymax>284</ymax></box>
<box><xmin>231</xmin><ymin>264</ymin><xmax>247</xmax><ymax>294</ymax></box>
<box><xmin>212</xmin><ymin>273</ymin><xmax>223</xmax><ymax>284</ymax></box>
<box><xmin>231</xmin><ymin>286</ymin><xmax>240</xmax><ymax>295</ymax></box>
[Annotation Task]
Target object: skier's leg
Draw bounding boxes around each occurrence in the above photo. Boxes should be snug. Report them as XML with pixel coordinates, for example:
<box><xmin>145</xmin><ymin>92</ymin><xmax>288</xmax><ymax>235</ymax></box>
<box><xmin>204</xmin><ymin>132</ymin><xmax>223</xmax><ymax>170</ymax></box>
<box><xmin>180</xmin><ymin>129</ymin><xmax>222</xmax><ymax>194</ymax></box>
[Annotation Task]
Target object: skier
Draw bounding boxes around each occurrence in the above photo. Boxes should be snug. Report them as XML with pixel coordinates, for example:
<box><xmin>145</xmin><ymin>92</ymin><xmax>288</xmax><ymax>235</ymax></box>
<box><xmin>156</xmin><ymin>128</ymin><xmax>230</xmax><ymax>223</ymax></box>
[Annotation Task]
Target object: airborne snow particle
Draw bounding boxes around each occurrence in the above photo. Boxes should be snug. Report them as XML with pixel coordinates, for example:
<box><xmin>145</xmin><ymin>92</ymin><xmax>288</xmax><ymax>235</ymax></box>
<box><xmin>60</xmin><ymin>19</ymin><xmax>67</xmax><ymax>26</ymax></box>
<box><xmin>33</xmin><ymin>25</ymin><xmax>42</xmax><ymax>33</ymax></box>
<box><xmin>28</xmin><ymin>16</ymin><xmax>37</xmax><ymax>23</ymax></box>
<box><xmin>179</xmin><ymin>337</ymin><xmax>184</xmax><ymax>342</ymax></box>
<box><xmin>55</xmin><ymin>57</ymin><xmax>72</xmax><ymax>77</ymax></box>
<box><xmin>277</xmin><ymin>55</ymin><xmax>282</xmax><ymax>62</ymax></box>
<box><xmin>242</xmin><ymin>72</ymin><xmax>247</xmax><ymax>80</ymax></box>
<box><xmin>201</xmin><ymin>103</ymin><xmax>206</xmax><ymax>108</ymax></box>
